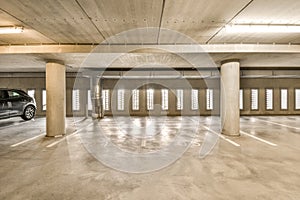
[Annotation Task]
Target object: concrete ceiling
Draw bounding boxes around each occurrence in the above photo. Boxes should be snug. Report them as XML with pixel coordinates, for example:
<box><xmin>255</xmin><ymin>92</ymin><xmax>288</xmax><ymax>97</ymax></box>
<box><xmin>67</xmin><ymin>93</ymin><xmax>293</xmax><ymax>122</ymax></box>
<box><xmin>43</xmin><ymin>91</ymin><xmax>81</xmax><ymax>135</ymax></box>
<box><xmin>0</xmin><ymin>0</ymin><xmax>300</xmax><ymax>71</ymax></box>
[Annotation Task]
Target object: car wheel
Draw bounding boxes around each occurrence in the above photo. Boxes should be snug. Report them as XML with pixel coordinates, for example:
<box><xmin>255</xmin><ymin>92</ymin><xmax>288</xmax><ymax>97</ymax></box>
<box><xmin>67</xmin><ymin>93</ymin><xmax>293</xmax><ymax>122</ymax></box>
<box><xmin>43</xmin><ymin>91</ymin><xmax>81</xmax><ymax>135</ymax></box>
<box><xmin>22</xmin><ymin>105</ymin><xmax>36</xmax><ymax>121</ymax></box>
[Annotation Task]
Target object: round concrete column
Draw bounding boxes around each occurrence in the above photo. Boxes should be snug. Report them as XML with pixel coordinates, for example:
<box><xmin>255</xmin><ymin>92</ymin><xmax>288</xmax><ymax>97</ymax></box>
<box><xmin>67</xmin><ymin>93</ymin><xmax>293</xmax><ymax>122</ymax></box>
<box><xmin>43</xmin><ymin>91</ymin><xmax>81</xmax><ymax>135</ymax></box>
<box><xmin>220</xmin><ymin>60</ymin><xmax>240</xmax><ymax>136</ymax></box>
<box><xmin>46</xmin><ymin>62</ymin><xmax>66</xmax><ymax>137</ymax></box>
<box><xmin>90</xmin><ymin>76</ymin><xmax>101</xmax><ymax>119</ymax></box>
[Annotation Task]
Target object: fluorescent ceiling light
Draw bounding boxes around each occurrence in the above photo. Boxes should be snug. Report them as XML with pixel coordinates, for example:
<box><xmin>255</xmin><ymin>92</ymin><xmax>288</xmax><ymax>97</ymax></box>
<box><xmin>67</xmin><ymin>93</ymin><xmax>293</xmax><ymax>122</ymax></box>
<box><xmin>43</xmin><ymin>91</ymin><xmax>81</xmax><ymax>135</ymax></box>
<box><xmin>225</xmin><ymin>24</ymin><xmax>300</xmax><ymax>33</ymax></box>
<box><xmin>0</xmin><ymin>26</ymin><xmax>24</xmax><ymax>34</ymax></box>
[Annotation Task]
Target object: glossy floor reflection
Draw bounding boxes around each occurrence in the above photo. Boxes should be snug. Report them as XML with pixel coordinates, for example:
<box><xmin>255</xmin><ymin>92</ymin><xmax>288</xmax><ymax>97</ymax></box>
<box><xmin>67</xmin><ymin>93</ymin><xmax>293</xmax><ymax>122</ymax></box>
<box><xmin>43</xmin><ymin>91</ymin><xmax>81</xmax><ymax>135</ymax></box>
<box><xmin>97</xmin><ymin>116</ymin><xmax>205</xmax><ymax>153</ymax></box>
<box><xmin>0</xmin><ymin>116</ymin><xmax>299</xmax><ymax>199</ymax></box>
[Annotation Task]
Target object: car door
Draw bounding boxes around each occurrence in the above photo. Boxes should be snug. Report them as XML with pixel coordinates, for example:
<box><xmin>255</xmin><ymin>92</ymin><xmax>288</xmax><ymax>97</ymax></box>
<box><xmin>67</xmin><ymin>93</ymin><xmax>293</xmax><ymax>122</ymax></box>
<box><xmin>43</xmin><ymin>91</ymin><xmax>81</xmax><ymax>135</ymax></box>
<box><xmin>7</xmin><ymin>90</ymin><xmax>24</xmax><ymax>116</ymax></box>
<box><xmin>0</xmin><ymin>90</ymin><xmax>10</xmax><ymax>119</ymax></box>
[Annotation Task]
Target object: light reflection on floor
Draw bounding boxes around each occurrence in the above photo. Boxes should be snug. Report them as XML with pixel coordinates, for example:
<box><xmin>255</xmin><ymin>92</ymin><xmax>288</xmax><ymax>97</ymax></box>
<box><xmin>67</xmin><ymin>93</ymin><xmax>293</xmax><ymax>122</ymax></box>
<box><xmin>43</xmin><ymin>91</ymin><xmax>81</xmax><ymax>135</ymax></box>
<box><xmin>97</xmin><ymin>116</ymin><xmax>207</xmax><ymax>153</ymax></box>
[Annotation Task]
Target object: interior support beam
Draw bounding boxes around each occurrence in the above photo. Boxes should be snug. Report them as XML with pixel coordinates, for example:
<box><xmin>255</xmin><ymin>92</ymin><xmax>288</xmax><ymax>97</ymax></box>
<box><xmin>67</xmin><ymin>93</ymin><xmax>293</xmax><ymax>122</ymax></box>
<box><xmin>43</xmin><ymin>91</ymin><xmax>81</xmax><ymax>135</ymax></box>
<box><xmin>1</xmin><ymin>44</ymin><xmax>300</xmax><ymax>54</ymax></box>
<box><xmin>46</xmin><ymin>62</ymin><xmax>66</xmax><ymax>137</ymax></box>
<box><xmin>220</xmin><ymin>60</ymin><xmax>240</xmax><ymax>136</ymax></box>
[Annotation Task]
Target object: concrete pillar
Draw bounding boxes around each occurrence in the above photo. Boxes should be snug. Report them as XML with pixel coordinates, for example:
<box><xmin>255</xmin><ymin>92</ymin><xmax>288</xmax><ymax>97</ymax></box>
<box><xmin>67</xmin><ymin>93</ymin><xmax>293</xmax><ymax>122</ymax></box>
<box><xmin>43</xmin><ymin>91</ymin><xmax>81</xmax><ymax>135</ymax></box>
<box><xmin>140</xmin><ymin>86</ymin><xmax>146</xmax><ymax>115</ymax></box>
<box><xmin>90</xmin><ymin>76</ymin><xmax>102</xmax><ymax>118</ymax></box>
<box><xmin>220</xmin><ymin>60</ymin><xmax>240</xmax><ymax>136</ymax></box>
<box><xmin>46</xmin><ymin>62</ymin><xmax>66</xmax><ymax>137</ymax></box>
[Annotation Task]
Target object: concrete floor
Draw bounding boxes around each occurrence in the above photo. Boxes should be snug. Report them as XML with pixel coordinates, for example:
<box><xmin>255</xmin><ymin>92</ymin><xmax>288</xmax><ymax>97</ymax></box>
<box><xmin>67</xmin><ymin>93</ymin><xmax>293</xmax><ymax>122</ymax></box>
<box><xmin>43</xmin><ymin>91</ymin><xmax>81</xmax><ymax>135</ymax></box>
<box><xmin>0</xmin><ymin>116</ymin><xmax>300</xmax><ymax>200</ymax></box>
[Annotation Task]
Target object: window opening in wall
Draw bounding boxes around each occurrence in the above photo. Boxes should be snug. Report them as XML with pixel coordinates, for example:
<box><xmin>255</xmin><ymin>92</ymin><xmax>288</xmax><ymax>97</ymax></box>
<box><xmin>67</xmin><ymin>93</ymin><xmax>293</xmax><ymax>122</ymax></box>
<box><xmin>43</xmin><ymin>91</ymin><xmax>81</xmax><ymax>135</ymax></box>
<box><xmin>102</xmin><ymin>89</ymin><xmax>110</xmax><ymax>111</ymax></box>
<box><xmin>147</xmin><ymin>89</ymin><xmax>154</xmax><ymax>110</ymax></box>
<box><xmin>132</xmin><ymin>89</ymin><xmax>139</xmax><ymax>111</ymax></box>
<box><xmin>42</xmin><ymin>90</ymin><xmax>46</xmax><ymax>111</ymax></box>
<box><xmin>295</xmin><ymin>89</ymin><xmax>300</xmax><ymax>109</ymax></box>
<box><xmin>266</xmin><ymin>89</ymin><xmax>273</xmax><ymax>110</ymax></box>
<box><xmin>251</xmin><ymin>89</ymin><xmax>258</xmax><ymax>110</ymax></box>
<box><xmin>27</xmin><ymin>89</ymin><xmax>35</xmax><ymax>99</ymax></box>
<box><xmin>191</xmin><ymin>89</ymin><xmax>199</xmax><ymax>110</ymax></box>
<box><xmin>72</xmin><ymin>89</ymin><xmax>80</xmax><ymax>111</ymax></box>
<box><xmin>240</xmin><ymin>89</ymin><xmax>243</xmax><ymax>110</ymax></box>
<box><xmin>206</xmin><ymin>89</ymin><xmax>213</xmax><ymax>110</ymax></box>
<box><xmin>87</xmin><ymin>90</ymin><xmax>92</xmax><ymax>111</ymax></box>
<box><xmin>161</xmin><ymin>89</ymin><xmax>168</xmax><ymax>110</ymax></box>
<box><xmin>176</xmin><ymin>89</ymin><xmax>183</xmax><ymax>110</ymax></box>
<box><xmin>117</xmin><ymin>89</ymin><xmax>125</xmax><ymax>111</ymax></box>
<box><xmin>280</xmin><ymin>89</ymin><xmax>288</xmax><ymax>110</ymax></box>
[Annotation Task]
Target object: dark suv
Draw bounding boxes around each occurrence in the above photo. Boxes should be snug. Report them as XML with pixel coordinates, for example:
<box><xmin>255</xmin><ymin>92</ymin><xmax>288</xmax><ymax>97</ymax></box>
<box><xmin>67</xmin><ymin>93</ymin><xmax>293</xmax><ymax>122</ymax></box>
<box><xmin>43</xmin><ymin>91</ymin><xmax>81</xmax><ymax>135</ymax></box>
<box><xmin>0</xmin><ymin>89</ymin><xmax>36</xmax><ymax>121</ymax></box>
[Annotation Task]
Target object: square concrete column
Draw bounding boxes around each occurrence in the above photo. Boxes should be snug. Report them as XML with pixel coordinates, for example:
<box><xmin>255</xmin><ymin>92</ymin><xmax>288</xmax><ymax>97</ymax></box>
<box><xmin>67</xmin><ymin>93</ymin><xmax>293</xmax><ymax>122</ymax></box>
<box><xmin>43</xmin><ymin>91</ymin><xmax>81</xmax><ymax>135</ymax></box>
<box><xmin>220</xmin><ymin>60</ymin><xmax>240</xmax><ymax>136</ymax></box>
<box><xmin>46</xmin><ymin>62</ymin><xmax>66</xmax><ymax>137</ymax></box>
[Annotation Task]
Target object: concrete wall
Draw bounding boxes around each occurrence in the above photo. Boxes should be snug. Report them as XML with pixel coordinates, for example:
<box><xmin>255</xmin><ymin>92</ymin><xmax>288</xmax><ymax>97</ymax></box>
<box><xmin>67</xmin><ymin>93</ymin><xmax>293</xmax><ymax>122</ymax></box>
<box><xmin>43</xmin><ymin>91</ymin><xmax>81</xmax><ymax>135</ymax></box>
<box><xmin>0</xmin><ymin>73</ymin><xmax>89</xmax><ymax>117</ymax></box>
<box><xmin>240</xmin><ymin>78</ymin><xmax>300</xmax><ymax>115</ymax></box>
<box><xmin>103</xmin><ymin>78</ymin><xmax>220</xmax><ymax>116</ymax></box>
<box><xmin>1</xmin><ymin>73</ymin><xmax>300</xmax><ymax>116</ymax></box>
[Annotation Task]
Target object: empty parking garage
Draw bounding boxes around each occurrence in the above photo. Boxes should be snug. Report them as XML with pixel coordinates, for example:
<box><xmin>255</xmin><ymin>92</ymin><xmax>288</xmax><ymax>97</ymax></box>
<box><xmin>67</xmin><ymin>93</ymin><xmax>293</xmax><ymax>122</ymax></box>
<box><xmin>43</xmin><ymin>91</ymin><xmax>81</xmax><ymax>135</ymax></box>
<box><xmin>0</xmin><ymin>0</ymin><xmax>300</xmax><ymax>199</ymax></box>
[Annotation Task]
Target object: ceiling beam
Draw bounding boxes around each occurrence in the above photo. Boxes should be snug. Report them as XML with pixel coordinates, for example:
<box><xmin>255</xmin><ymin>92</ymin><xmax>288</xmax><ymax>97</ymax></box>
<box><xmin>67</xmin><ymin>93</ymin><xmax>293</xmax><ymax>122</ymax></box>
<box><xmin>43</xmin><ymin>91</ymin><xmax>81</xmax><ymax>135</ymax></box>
<box><xmin>1</xmin><ymin>44</ymin><xmax>300</xmax><ymax>54</ymax></box>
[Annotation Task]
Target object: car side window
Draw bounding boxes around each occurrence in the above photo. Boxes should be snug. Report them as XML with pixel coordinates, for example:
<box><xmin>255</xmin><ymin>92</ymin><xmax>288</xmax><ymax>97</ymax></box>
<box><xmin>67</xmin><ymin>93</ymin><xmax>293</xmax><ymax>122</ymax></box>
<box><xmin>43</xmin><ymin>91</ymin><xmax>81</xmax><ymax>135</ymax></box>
<box><xmin>0</xmin><ymin>90</ymin><xmax>9</xmax><ymax>100</ymax></box>
<box><xmin>8</xmin><ymin>91</ymin><xmax>21</xmax><ymax>98</ymax></box>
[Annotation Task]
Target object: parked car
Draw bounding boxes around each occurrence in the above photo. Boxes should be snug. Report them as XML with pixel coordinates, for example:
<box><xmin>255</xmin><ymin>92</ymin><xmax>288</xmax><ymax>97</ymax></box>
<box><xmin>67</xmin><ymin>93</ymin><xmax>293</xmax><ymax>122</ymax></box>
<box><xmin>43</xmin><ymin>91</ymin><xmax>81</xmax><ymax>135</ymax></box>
<box><xmin>0</xmin><ymin>89</ymin><xmax>36</xmax><ymax>121</ymax></box>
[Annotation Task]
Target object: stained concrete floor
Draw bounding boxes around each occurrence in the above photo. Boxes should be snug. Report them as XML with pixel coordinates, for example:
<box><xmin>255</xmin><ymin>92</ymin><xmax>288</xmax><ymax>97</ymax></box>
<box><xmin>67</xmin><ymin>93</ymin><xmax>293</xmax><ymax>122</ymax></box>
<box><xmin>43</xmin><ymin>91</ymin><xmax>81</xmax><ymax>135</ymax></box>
<box><xmin>0</xmin><ymin>116</ymin><xmax>300</xmax><ymax>200</ymax></box>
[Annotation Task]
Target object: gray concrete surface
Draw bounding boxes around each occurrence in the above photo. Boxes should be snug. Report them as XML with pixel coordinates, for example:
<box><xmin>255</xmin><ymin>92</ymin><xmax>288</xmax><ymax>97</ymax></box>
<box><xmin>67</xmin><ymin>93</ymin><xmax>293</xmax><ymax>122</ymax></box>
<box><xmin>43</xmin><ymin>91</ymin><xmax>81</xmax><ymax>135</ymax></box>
<box><xmin>1</xmin><ymin>75</ymin><xmax>300</xmax><ymax>117</ymax></box>
<box><xmin>46</xmin><ymin>62</ymin><xmax>66</xmax><ymax>137</ymax></box>
<box><xmin>0</xmin><ymin>116</ymin><xmax>299</xmax><ymax>199</ymax></box>
<box><xmin>220</xmin><ymin>60</ymin><xmax>240</xmax><ymax>136</ymax></box>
